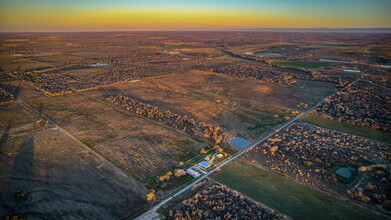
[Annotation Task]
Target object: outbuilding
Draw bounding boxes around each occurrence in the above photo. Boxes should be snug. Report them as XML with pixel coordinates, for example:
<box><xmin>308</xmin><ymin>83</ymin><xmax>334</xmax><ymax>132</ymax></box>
<box><xmin>186</xmin><ymin>168</ymin><xmax>200</xmax><ymax>178</ymax></box>
<box><xmin>198</xmin><ymin>161</ymin><xmax>212</xmax><ymax>170</ymax></box>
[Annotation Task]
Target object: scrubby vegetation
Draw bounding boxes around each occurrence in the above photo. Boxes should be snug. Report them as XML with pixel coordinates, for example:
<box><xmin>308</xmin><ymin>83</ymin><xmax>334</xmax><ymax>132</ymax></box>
<box><xmin>17</xmin><ymin>64</ymin><xmax>169</xmax><ymax>95</ymax></box>
<box><xmin>195</xmin><ymin>62</ymin><xmax>357</xmax><ymax>87</ymax></box>
<box><xmin>0</xmin><ymin>88</ymin><xmax>15</xmax><ymax>104</ymax></box>
<box><xmin>168</xmin><ymin>185</ymin><xmax>287</xmax><ymax>220</ymax></box>
<box><xmin>211</xmin><ymin>63</ymin><xmax>297</xmax><ymax>85</ymax></box>
<box><xmin>106</xmin><ymin>95</ymin><xmax>224</xmax><ymax>144</ymax></box>
<box><xmin>244</xmin><ymin>122</ymin><xmax>390</xmax><ymax>210</ymax></box>
<box><xmin>311</xmin><ymin>80</ymin><xmax>391</xmax><ymax>132</ymax></box>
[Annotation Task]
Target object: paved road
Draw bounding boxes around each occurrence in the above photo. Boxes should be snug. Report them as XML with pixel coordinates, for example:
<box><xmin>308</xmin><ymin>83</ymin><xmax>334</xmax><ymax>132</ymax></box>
<box><xmin>135</xmin><ymin>87</ymin><xmax>339</xmax><ymax>220</ymax></box>
<box><xmin>9</xmin><ymin>78</ymin><xmax>358</xmax><ymax>220</ymax></box>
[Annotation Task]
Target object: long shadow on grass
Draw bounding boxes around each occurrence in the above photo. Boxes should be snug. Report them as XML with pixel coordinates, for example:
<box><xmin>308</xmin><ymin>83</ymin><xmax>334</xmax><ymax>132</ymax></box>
<box><xmin>97</xmin><ymin>86</ymin><xmax>124</xmax><ymax>99</ymax></box>
<box><xmin>0</xmin><ymin>124</ymin><xmax>12</xmax><ymax>155</ymax></box>
<box><xmin>12</xmin><ymin>86</ymin><xmax>20</xmax><ymax>100</ymax></box>
<box><xmin>1</xmin><ymin>136</ymin><xmax>35</xmax><ymax>216</ymax></box>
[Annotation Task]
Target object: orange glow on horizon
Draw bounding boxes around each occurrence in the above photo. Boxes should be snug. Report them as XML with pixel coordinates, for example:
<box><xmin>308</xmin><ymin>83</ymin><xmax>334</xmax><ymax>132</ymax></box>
<box><xmin>1</xmin><ymin>8</ymin><xmax>390</xmax><ymax>32</ymax></box>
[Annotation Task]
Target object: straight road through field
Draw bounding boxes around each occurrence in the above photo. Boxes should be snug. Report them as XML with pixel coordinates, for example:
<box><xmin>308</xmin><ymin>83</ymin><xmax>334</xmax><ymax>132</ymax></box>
<box><xmin>135</xmin><ymin>79</ymin><xmax>361</xmax><ymax>220</ymax></box>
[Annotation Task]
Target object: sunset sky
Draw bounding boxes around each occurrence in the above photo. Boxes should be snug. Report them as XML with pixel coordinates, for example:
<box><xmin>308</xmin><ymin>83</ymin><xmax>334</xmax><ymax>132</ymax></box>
<box><xmin>0</xmin><ymin>0</ymin><xmax>390</xmax><ymax>32</ymax></box>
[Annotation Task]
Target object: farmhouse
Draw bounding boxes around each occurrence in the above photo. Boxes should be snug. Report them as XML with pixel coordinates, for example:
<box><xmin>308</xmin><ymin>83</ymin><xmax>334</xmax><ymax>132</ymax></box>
<box><xmin>198</xmin><ymin>161</ymin><xmax>212</xmax><ymax>170</ymax></box>
<box><xmin>186</xmin><ymin>168</ymin><xmax>200</xmax><ymax>178</ymax></box>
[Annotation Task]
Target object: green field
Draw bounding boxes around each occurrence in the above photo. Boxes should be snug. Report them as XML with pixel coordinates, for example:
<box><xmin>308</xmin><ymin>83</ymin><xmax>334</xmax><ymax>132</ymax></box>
<box><xmin>301</xmin><ymin>115</ymin><xmax>391</xmax><ymax>144</ymax></box>
<box><xmin>214</xmin><ymin>161</ymin><xmax>387</xmax><ymax>220</ymax></box>
<box><xmin>272</xmin><ymin>61</ymin><xmax>328</xmax><ymax>68</ymax></box>
<box><xmin>247</xmin><ymin>117</ymin><xmax>287</xmax><ymax>136</ymax></box>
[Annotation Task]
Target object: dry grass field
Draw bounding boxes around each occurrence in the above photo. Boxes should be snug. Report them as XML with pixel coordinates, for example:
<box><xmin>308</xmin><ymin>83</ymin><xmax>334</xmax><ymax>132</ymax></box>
<box><xmin>0</xmin><ymin>103</ymin><xmax>37</xmax><ymax>130</ymax></box>
<box><xmin>89</xmin><ymin>71</ymin><xmax>337</xmax><ymax>140</ymax></box>
<box><xmin>0</xmin><ymin>67</ymin><xmax>337</xmax><ymax>193</ymax></box>
<box><xmin>22</xmin><ymin>91</ymin><xmax>204</xmax><ymax>183</ymax></box>
<box><xmin>0</xmin><ymin>128</ymin><xmax>146</xmax><ymax>219</ymax></box>
<box><xmin>1</xmin><ymin>31</ymin><xmax>390</xmax><ymax>219</ymax></box>
<box><xmin>3</xmin><ymin>65</ymin><xmax>337</xmax><ymax>186</ymax></box>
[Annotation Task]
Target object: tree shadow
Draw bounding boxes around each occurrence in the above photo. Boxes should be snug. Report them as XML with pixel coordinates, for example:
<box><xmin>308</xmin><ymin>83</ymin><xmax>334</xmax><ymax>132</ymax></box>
<box><xmin>97</xmin><ymin>86</ymin><xmax>124</xmax><ymax>99</ymax></box>
<box><xmin>38</xmin><ymin>103</ymin><xmax>43</xmax><ymax>115</ymax></box>
<box><xmin>0</xmin><ymin>124</ymin><xmax>12</xmax><ymax>155</ymax></box>
<box><xmin>12</xmin><ymin>86</ymin><xmax>20</xmax><ymax>100</ymax></box>
<box><xmin>0</xmin><ymin>85</ymin><xmax>20</xmax><ymax>100</ymax></box>
<box><xmin>1</xmin><ymin>136</ymin><xmax>35</xmax><ymax>216</ymax></box>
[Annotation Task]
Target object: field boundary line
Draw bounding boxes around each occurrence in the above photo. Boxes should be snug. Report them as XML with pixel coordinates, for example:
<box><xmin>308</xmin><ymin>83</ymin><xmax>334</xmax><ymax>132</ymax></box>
<box><xmin>18</xmin><ymin>100</ymin><xmax>145</xmax><ymax>192</ymax></box>
<box><xmin>135</xmin><ymin>78</ymin><xmax>351</xmax><ymax>219</ymax></box>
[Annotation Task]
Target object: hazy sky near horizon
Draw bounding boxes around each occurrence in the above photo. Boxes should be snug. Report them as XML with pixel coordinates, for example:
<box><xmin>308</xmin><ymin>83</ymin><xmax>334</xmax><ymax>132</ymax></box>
<box><xmin>0</xmin><ymin>0</ymin><xmax>390</xmax><ymax>31</ymax></box>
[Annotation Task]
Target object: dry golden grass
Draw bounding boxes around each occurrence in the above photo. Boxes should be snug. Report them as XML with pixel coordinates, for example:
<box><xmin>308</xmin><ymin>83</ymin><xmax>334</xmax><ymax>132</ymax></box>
<box><xmin>24</xmin><ymin>90</ymin><xmax>206</xmax><ymax>182</ymax></box>
<box><xmin>0</xmin><ymin>128</ymin><xmax>146</xmax><ymax>219</ymax></box>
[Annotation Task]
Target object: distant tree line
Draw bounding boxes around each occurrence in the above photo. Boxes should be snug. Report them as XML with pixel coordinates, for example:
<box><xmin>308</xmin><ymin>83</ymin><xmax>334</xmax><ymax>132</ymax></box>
<box><xmin>16</xmin><ymin>64</ymin><xmax>169</xmax><ymax>96</ymax></box>
<box><xmin>194</xmin><ymin>63</ymin><xmax>357</xmax><ymax>87</ymax></box>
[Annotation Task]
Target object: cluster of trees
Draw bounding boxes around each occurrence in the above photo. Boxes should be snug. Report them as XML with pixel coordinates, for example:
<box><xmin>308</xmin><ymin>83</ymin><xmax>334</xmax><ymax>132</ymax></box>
<box><xmin>0</xmin><ymin>88</ymin><xmax>15</xmax><ymax>104</ymax></box>
<box><xmin>311</xmin><ymin>80</ymin><xmax>391</xmax><ymax>132</ymax></box>
<box><xmin>351</xmin><ymin>80</ymin><xmax>391</xmax><ymax>99</ymax></box>
<box><xmin>18</xmin><ymin>63</ymin><xmax>169</xmax><ymax>96</ymax></box>
<box><xmin>244</xmin><ymin>122</ymin><xmax>390</xmax><ymax>207</ymax></box>
<box><xmin>280</xmin><ymin>67</ymin><xmax>355</xmax><ymax>86</ymax></box>
<box><xmin>0</xmin><ymin>73</ymin><xmax>15</xmax><ymax>83</ymax></box>
<box><xmin>106</xmin><ymin>95</ymin><xmax>224</xmax><ymax>144</ymax></box>
<box><xmin>264</xmin><ymin>61</ymin><xmax>358</xmax><ymax>87</ymax></box>
<box><xmin>195</xmin><ymin>62</ymin><xmax>356</xmax><ymax>87</ymax></box>
<box><xmin>20</xmin><ymin>71</ymin><xmax>73</xmax><ymax>95</ymax></box>
<box><xmin>211</xmin><ymin>64</ymin><xmax>297</xmax><ymax>85</ymax></box>
<box><xmin>1</xmin><ymin>213</ymin><xmax>26</xmax><ymax>220</ymax></box>
<box><xmin>168</xmin><ymin>185</ymin><xmax>287</xmax><ymax>220</ymax></box>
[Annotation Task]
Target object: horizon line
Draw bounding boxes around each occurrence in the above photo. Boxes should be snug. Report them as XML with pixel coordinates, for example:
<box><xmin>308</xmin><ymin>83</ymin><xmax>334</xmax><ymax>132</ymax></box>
<box><xmin>1</xmin><ymin>27</ymin><xmax>391</xmax><ymax>34</ymax></box>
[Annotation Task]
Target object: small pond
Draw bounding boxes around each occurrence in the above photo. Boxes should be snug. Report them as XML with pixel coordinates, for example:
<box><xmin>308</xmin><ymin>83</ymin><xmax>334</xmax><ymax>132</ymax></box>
<box><xmin>90</xmin><ymin>63</ymin><xmax>108</xmax><ymax>67</ymax></box>
<box><xmin>319</xmin><ymin>59</ymin><xmax>350</xmax><ymax>63</ymax></box>
<box><xmin>230</xmin><ymin>137</ymin><xmax>253</xmax><ymax>149</ymax></box>
<box><xmin>336</xmin><ymin>166</ymin><xmax>356</xmax><ymax>182</ymax></box>
<box><xmin>343</xmin><ymin>69</ymin><xmax>361</xmax><ymax>73</ymax></box>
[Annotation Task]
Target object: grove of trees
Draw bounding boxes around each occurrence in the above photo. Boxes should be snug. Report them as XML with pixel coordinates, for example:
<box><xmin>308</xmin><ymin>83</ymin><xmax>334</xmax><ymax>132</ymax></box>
<box><xmin>18</xmin><ymin>64</ymin><xmax>169</xmax><ymax>96</ymax></box>
<box><xmin>244</xmin><ymin>122</ymin><xmax>390</xmax><ymax>208</ymax></box>
<box><xmin>168</xmin><ymin>185</ymin><xmax>287</xmax><ymax>220</ymax></box>
<box><xmin>212</xmin><ymin>63</ymin><xmax>297</xmax><ymax>85</ymax></box>
<box><xmin>311</xmin><ymin>80</ymin><xmax>391</xmax><ymax>132</ymax></box>
<box><xmin>106</xmin><ymin>95</ymin><xmax>224</xmax><ymax>144</ymax></box>
<box><xmin>0</xmin><ymin>88</ymin><xmax>15</xmax><ymax>104</ymax></box>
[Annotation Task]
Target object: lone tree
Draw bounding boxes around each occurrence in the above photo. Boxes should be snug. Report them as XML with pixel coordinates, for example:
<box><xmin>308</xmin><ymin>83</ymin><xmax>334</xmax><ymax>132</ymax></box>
<box><xmin>146</xmin><ymin>189</ymin><xmax>156</xmax><ymax>201</ymax></box>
